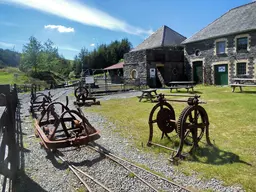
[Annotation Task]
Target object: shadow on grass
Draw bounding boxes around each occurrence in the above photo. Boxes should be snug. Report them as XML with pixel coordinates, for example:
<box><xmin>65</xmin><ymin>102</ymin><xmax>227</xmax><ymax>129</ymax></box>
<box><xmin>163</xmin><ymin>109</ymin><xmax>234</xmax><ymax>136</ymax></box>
<box><xmin>188</xmin><ymin>145</ymin><xmax>252</xmax><ymax>166</ymax></box>
<box><xmin>234</xmin><ymin>90</ymin><xmax>256</xmax><ymax>94</ymax></box>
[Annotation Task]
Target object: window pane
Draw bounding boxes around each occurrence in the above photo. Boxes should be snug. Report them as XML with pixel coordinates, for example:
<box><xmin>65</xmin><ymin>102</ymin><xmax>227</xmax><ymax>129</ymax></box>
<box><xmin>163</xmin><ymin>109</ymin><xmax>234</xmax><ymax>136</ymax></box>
<box><xmin>216</xmin><ymin>41</ymin><xmax>225</xmax><ymax>54</ymax></box>
<box><xmin>237</xmin><ymin>37</ymin><xmax>248</xmax><ymax>51</ymax></box>
<box><xmin>237</xmin><ymin>63</ymin><xmax>246</xmax><ymax>75</ymax></box>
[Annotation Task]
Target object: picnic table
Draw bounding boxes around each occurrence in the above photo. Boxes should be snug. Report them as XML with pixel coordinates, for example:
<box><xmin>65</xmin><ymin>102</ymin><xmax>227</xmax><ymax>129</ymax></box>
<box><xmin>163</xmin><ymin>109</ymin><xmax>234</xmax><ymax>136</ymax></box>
<box><xmin>168</xmin><ymin>81</ymin><xmax>195</xmax><ymax>93</ymax></box>
<box><xmin>139</xmin><ymin>89</ymin><xmax>158</xmax><ymax>102</ymax></box>
<box><xmin>230</xmin><ymin>78</ymin><xmax>256</xmax><ymax>92</ymax></box>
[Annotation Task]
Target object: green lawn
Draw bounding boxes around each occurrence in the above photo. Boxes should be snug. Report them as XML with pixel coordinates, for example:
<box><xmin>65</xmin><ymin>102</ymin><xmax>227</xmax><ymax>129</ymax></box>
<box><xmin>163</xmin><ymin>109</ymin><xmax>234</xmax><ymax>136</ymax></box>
<box><xmin>0</xmin><ymin>67</ymin><xmax>29</xmax><ymax>84</ymax></box>
<box><xmin>86</xmin><ymin>86</ymin><xmax>256</xmax><ymax>192</ymax></box>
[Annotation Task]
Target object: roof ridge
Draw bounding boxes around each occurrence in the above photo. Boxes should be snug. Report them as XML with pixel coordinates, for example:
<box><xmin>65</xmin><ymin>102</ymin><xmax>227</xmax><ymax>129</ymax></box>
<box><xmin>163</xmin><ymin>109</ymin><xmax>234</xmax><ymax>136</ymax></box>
<box><xmin>161</xmin><ymin>25</ymin><xmax>166</xmax><ymax>47</ymax></box>
<box><xmin>164</xmin><ymin>25</ymin><xmax>187</xmax><ymax>39</ymax></box>
<box><xmin>183</xmin><ymin>1</ymin><xmax>256</xmax><ymax>44</ymax></box>
<box><xmin>229</xmin><ymin>1</ymin><xmax>256</xmax><ymax>12</ymax></box>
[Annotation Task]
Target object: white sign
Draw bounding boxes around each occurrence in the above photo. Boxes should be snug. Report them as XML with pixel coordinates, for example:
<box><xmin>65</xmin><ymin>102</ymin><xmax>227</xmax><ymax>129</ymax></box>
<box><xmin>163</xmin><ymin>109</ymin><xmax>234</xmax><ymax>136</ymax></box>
<box><xmin>85</xmin><ymin>76</ymin><xmax>94</xmax><ymax>84</ymax></box>
<box><xmin>218</xmin><ymin>66</ymin><xmax>225</xmax><ymax>72</ymax></box>
<box><xmin>150</xmin><ymin>68</ymin><xmax>155</xmax><ymax>78</ymax></box>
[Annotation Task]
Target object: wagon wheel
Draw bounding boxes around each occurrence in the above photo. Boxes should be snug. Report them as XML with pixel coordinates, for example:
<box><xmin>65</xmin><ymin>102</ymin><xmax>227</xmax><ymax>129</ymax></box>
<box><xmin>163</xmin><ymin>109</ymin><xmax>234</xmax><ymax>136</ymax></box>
<box><xmin>148</xmin><ymin>101</ymin><xmax>176</xmax><ymax>146</ymax></box>
<box><xmin>75</xmin><ymin>87</ymin><xmax>88</xmax><ymax>102</ymax></box>
<box><xmin>174</xmin><ymin>105</ymin><xmax>209</xmax><ymax>159</ymax></box>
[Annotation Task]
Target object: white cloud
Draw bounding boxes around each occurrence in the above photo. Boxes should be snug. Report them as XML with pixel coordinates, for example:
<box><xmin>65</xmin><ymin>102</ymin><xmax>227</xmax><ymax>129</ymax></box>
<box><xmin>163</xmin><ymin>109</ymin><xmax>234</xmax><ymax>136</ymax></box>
<box><xmin>58</xmin><ymin>46</ymin><xmax>79</xmax><ymax>52</ymax></box>
<box><xmin>90</xmin><ymin>43</ymin><xmax>95</xmax><ymax>47</ymax></box>
<box><xmin>3</xmin><ymin>0</ymin><xmax>153</xmax><ymax>36</ymax></box>
<box><xmin>44</xmin><ymin>25</ymin><xmax>74</xmax><ymax>33</ymax></box>
<box><xmin>0</xmin><ymin>41</ymin><xmax>15</xmax><ymax>48</ymax></box>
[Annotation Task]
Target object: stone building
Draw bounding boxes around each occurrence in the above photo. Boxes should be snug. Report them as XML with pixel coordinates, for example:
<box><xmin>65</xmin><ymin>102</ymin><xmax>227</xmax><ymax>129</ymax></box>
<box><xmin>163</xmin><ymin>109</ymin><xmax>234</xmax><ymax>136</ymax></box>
<box><xmin>182</xmin><ymin>2</ymin><xmax>256</xmax><ymax>85</ymax></box>
<box><xmin>124</xmin><ymin>25</ymin><xmax>186</xmax><ymax>88</ymax></box>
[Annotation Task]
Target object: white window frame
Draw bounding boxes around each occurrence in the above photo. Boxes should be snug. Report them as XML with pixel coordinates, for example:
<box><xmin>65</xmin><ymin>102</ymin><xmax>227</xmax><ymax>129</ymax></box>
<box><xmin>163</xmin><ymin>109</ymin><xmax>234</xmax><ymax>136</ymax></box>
<box><xmin>214</xmin><ymin>38</ymin><xmax>228</xmax><ymax>55</ymax></box>
<box><xmin>234</xmin><ymin>34</ymin><xmax>251</xmax><ymax>53</ymax></box>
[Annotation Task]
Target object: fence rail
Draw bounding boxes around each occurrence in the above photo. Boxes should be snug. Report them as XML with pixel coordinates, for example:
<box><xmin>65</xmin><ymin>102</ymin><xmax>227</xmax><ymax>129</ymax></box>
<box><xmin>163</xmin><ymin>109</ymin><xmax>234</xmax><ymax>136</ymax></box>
<box><xmin>15</xmin><ymin>77</ymin><xmax>150</xmax><ymax>94</ymax></box>
<box><xmin>0</xmin><ymin>84</ymin><xmax>19</xmax><ymax>192</ymax></box>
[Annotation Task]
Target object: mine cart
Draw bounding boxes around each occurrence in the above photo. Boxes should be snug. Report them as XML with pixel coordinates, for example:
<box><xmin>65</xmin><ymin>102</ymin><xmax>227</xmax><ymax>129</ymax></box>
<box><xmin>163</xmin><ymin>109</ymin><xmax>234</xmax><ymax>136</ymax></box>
<box><xmin>35</xmin><ymin>96</ymin><xmax>100</xmax><ymax>149</ymax></box>
<box><xmin>148</xmin><ymin>93</ymin><xmax>212</xmax><ymax>161</ymax></box>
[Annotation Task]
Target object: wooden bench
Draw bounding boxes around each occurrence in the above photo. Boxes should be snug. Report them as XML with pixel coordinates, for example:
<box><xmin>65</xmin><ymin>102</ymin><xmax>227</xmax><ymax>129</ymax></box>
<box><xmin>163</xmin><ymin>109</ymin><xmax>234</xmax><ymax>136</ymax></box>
<box><xmin>230</xmin><ymin>84</ymin><xmax>256</xmax><ymax>92</ymax></box>
<box><xmin>139</xmin><ymin>89</ymin><xmax>157</xmax><ymax>102</ymax></box>
<box><xmin>170</xmin><ymin>85</ymin><xmax>194</xmax><ymax>93</ymax></box>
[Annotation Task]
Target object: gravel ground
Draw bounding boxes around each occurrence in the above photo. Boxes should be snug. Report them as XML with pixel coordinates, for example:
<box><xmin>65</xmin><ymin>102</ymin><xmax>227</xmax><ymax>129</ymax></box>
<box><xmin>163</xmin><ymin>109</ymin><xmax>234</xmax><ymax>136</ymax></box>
<box><xmin>15</xmin><ymin>87</ymin><xmax>244</xmax><ymax>192</ymax></box>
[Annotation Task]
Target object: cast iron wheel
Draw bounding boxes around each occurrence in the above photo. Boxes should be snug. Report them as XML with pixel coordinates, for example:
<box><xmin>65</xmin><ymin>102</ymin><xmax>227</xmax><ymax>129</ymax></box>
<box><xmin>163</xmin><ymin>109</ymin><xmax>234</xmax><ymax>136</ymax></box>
<box><xmin>175</xmin><ymin>105</ymin><xmax>209</xmax><ymax>158</ymax></box>
<box><xmin>148</xmin><ymin>101</ymin><xmax>176</xmax><ymax>146</ymax></box>
<box><xmin>75</xmin><ymin>87</ymin><xmax>88</xmax><ymax>101</ymax></box>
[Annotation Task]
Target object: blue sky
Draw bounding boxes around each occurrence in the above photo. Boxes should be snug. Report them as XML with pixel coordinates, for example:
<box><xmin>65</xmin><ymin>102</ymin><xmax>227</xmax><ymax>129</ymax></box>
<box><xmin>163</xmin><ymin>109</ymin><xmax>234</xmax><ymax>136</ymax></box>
<box><xmin>0</xmin><ymin>0</ymin><xmax>254</xmax><ymax>60</ymax></box>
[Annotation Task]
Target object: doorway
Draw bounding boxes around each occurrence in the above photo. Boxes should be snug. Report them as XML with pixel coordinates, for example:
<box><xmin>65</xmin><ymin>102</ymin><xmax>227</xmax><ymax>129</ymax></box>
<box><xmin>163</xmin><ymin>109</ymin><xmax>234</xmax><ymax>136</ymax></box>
<box><xmin>193</xmin><ymin>61</ymin><xmax>203</xmax><ymax>84</ymax></box>
<box><xmin>214</xmin><ymin>64</ymin><xmax>228</xmax><ymax>85</ymax></box>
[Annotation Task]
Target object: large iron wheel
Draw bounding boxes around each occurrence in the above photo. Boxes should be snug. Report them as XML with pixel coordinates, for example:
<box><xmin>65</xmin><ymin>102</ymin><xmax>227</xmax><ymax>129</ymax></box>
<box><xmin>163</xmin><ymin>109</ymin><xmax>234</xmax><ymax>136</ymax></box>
<box><xmin>174</xmin><ymin>105</ymin><xmax>209</xmax><ymax>158</ymax></box>
<box><xmin>148</xmin><ymin>101</ymin><xmax>176</xmax><ymax>146</ymax></box>
<box><xmin>75</xmin><ymin>87</ymin><xmax>89</xmax><ymax>101</ymax></box>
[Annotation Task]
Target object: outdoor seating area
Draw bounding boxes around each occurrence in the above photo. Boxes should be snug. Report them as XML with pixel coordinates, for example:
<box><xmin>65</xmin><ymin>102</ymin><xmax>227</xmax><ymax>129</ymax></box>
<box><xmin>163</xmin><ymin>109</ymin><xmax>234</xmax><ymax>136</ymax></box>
<box><xmin>139</xmin><ymin>88</ymin><xmax>158</xmax><ymax>102</ymax></box>
<box><xmin>230</xmin><ymin>78</ymin><xmax>256</xmax><ymax>92</ymax></box>
<box><xmin>168</xmin><ymin>81</ymin><xmax>195</xmax><ymax>93</ymax></box>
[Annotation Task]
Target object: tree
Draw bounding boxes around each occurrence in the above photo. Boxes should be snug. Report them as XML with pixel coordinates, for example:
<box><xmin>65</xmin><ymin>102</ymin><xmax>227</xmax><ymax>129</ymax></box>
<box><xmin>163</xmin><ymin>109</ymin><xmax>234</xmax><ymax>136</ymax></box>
<box><xmin>20</xmin><ymin>36</ymin><xmax>42</xmax><ymax>72</ymax></box>
<box><xmin>41</xmin><ymin>39</ymin><xmax>59</xmax><ymax>71</ymax></box>
<box><xmin>73</xmin><ymin>55</ymin><xmax>82</xmax><ymax>76</ymax></box>
<box><xmin>76</xmin><ymin>38</ymin><xmax>132</xmax><ymax>71</ymax></box>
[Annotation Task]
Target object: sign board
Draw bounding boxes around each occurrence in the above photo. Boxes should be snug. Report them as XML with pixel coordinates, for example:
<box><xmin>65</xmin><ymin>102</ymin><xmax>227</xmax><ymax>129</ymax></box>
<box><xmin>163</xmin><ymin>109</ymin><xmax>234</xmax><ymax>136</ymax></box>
<box><xmin>218</xmin><ymin>66</ymin><xmax>226</xmax><ymax>72</ymax></box>
<box><xmin>85</xmin><ymin>76</ymin><xmax>94</xmax><ymax>84</ymax></box>
<box><xmin>150</xmin><ymin>68</ymin><xmax>155</xmax><ymax>78</ymax></box>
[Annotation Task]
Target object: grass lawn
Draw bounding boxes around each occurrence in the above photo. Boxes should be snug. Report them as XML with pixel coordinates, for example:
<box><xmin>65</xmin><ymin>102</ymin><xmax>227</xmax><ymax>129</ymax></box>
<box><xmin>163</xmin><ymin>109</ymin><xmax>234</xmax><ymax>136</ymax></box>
<box><xmin>86</xmin><ymin>85</ymin><xmax>256</xmax><ymax>192</ymax></box>
<box><xmin>0</xmin><ymin>67</ymin><xmax>29</xmax><ymax>84</ymax></box>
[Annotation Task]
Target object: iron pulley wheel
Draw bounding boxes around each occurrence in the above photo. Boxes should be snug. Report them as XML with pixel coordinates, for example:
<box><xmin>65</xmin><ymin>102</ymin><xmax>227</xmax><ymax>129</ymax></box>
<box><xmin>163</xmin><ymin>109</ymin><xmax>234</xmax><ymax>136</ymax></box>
<box><xmin>148</xmin><ymin>102</ymin><xmax>176</xmax><ymax>145</ymax></box>
<box><xmin>174</xmin><ymin>105</ymin><xmax>209</xmax><ymax>158</ymax></box>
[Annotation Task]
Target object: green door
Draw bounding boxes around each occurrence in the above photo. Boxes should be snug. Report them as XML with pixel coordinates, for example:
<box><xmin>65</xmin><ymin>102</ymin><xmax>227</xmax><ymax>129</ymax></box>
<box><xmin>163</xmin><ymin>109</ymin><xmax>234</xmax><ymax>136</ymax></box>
<box><xmin>193</xmin><ymin>61</ymin><xmax>203</xmax><ymax>84</ymax></box>
<box><xmin>214</xmin><ymin>64</ymin><xmax>228</xmax><ymax>85</ymax></box>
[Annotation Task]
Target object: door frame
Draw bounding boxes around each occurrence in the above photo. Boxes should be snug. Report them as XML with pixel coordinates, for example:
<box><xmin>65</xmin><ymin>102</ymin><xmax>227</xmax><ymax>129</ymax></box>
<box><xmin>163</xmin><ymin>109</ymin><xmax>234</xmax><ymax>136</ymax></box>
<box><xmin>212</xmin><ymin>61</ymin><xmax>230</xmax><ymax>85</ymax></box>
<box><xmin>190</xmin><ymin>58</ymin><xmax>205</xmax><ymax>84</ymax></box>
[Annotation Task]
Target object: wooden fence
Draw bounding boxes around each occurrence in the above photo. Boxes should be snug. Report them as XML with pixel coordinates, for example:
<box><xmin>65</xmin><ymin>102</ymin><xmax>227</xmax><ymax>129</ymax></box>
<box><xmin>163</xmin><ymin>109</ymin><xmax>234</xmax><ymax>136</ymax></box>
<box><xmin>0</xmin><ymin>84</ymin><xmax>19</xmax><ymax>192</ymax></box>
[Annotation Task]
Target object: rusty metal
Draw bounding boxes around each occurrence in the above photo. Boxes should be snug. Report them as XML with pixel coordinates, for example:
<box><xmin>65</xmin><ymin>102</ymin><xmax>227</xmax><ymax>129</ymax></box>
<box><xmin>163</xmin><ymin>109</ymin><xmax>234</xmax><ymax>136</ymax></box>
<box><xmin>147</xmin><ymin>93</ymin><xmax>212</xmax><ymax>161</ymax></box>
<box><xmin>35</xmin><ymin>96</ymin><xmax>100</xmax><ymax>149</ymax></box>
<box><xmin>30</xmin><ymin>84</ymin><xmax>52</xmax><ymax>114</ymax></box>
<box><xmin>74</xmin><ymin>86</ymin><xmax>100</xmax><ymax>106</ymax></box>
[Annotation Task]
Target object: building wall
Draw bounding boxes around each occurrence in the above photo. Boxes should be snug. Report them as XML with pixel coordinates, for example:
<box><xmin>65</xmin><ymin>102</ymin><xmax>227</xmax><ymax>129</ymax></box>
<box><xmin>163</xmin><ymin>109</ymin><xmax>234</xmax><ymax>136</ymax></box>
<box><xmin>184</xmin><ymin>30</ymin><xmax>256</xmax><ymax>84</ymax></box>
<box><xmin>123</xmin><ymin>50</ymin><xmax>147</xmax><ymax>85</ymax></box>
<box><xmin>124</xmin><ymin>49</ymin><xmax>184</xmax><ymax>86</ymax></box>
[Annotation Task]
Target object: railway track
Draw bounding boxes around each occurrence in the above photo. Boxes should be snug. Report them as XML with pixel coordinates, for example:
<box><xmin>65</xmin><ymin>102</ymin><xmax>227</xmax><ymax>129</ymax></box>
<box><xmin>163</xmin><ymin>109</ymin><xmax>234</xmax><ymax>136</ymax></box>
<box><xmin>53</xmin><ymin>143</ymin><xmax>193</xmax><ymax>192</ymax></box>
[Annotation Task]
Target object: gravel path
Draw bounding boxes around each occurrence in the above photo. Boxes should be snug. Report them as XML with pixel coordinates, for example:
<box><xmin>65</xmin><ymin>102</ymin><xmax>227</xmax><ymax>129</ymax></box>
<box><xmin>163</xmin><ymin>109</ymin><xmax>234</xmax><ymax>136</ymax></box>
<box><xmin>15</xmin><ymin>88</ymin><xmax>244</xmax><ymax>192</ymax></box>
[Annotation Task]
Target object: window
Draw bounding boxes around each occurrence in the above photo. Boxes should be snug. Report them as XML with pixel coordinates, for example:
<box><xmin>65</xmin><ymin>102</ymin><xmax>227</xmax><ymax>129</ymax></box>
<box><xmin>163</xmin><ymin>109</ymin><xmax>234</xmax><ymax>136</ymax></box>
<box><xmin>130</xmin><ymin>69</ymin><xmax>138</xmax><ymax>79</ymax></box>
<box><xmin>237</xmin><ymin>37</ymin><xmax>248</xmax><ymax>51</ymax></box>
<box><xmin>195</xmin><ymin>49</ymin><xmax>201</xmax><ymax>56</ymax></box>
<box><xmin>236</xmin><ymin>62</ymin><xmax>246</xmax><ymax>75</ymax></box>
<box><xmin>216</xmin><ymin>41</ymin><xmax>225</xmax><ymax>54</ymax></box>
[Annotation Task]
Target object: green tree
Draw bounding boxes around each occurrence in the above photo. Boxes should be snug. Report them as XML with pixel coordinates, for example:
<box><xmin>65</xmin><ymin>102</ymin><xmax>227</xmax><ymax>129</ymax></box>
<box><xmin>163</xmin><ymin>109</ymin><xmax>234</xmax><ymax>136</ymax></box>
<box><xmin>41</xmin><ymin>39</ymin><xmax>59</xmax><ymax>71</ymax></box>
<box><xmin>73</xmin><ymin>55</ymin><xmax>82</xmax><ymax>76</ymax></box>
<box><xmin>20</xmin><ymin>36</ymin><xmax>42</xmax><ymax>72</ymax></box>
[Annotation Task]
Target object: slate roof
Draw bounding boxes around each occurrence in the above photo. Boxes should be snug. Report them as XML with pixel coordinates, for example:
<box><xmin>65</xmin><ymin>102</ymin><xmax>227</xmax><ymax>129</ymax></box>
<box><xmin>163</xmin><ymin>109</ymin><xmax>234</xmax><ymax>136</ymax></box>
<box><xmin>182</xmin><ymin>2</ymin><xmax>256</xmax><ymax>44</ymax></box>
<box><xmin>130</xmin><ymin>25</ymin><xmax>186</xmax><ymax>52</ymax></box>
<box><xmin>104</xmin><ymin>62</ymin><xmax>124</xmax><ymax>70</ymax></box>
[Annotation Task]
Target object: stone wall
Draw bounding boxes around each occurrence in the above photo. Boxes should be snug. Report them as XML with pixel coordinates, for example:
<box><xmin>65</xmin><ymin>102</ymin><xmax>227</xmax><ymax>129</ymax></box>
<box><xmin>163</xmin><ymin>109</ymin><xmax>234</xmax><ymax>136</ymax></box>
<box><xmin>123</xmin><ymin>50</ymin><xmax>147</xmax><ymax>84</ymax></box>
<box><xmin>184</xmin><ymin>30</ymin><xmax>256</xmax><ymax>84</ymax></box>
<box><xmin>124</xmin><ymin>49</ymin><xmax>185</xmax><ymax>86</ymax></box>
